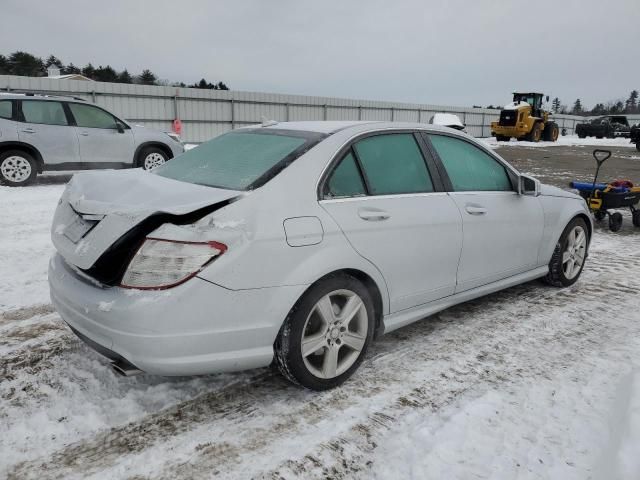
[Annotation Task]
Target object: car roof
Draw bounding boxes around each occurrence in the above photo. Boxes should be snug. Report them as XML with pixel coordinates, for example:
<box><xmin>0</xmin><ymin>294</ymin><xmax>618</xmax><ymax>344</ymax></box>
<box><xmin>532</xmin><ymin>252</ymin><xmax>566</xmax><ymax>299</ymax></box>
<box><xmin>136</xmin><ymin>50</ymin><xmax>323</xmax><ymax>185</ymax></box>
<box><xmin>256</xmin><ymin>120</ymin><xmax>461</xmax><ymax>135</ymax></box>
<box><xmin>0</xmin><ymin>92</ymin><xmax>86</xmax><ymax>102</ymax></box>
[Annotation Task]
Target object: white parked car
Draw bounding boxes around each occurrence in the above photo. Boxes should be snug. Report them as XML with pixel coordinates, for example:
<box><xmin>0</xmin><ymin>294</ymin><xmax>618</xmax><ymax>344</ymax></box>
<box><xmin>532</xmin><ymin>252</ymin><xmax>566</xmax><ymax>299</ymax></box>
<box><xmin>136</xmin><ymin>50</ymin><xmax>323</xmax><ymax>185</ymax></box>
<box><xmin>429</xmin><ymin>113</ymin><xmax>466</xmax><ymax>132</ymax></box>
<box><xmin>0</xmin><ymin>93</ymin><xmax>184</xmax><ymax>186</ymax></box>
<box><xmin>48</xmin><ymin>121</ymin><xmax>592</xmax><ymax>390</ymax></box>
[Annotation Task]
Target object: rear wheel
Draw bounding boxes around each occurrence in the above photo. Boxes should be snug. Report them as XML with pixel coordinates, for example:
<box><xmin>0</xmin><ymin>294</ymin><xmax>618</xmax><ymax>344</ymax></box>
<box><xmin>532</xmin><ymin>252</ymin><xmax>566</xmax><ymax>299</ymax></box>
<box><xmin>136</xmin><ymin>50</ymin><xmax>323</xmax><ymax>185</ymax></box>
<box><xmin>635</xmin><ymin>142</ymin><xmax>640</xmax><ymax>152</ymax></box>
<box><xmin>609</xmin><ymin>212</ymin><xmax>623</xmax><ymax>232</ymax></box>
<box><xmin>593</xmin><ymin>210</ymin><xmax>606</xmax><ymax>221</ymax></box>
<box><xmin>632</xmin><ymin>210</ymin><xmax>640</xmax><ymax>228</ymax></box>
<box><xmin>578</xmin><ymin>132</ymin><xmax>587</xmax><ymax>139</ymax></box>
<box><xmin>495</xmin><ymin>135</ymin><xmax>510</xmax><ymax>142</ymax></box>
<box><xmin>274</xmin><ymin>273</ymin><xmax>375</xmax><ymax>390</ymax></box>
<box><xmin>544</xmin><ymin>217</ymin><xmax>589</xmax><ymax>287</ymax></box>
<box><xmin>528</xmin><ymin>123</ymin><xmax>543</xmax><ymax>142</ymax></box>
<box><xmin>0</xmin><ymin>150</ymin><xmax>37</xmax><ymax>186</ymax></box>
<box><xmin>137</xmin><ymin>147</ymin><xmax>168</xmax><ymax>170</ymax></box>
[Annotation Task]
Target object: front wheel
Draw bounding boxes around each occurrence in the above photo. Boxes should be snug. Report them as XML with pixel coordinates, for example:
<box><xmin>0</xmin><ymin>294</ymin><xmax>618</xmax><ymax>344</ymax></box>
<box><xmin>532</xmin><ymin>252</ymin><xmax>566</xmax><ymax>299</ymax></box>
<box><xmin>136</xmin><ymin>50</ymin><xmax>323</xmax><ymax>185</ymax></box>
<box><xmin>544</xmin><ymin>217</ymin><xmax>589</xmax><ymax>287</ymax></box>
<box><xmin>0</xmin><ymin>150</ymin><xmax>37</xmax><ymax>186</ymax></box>
<box><xmin>138</xmin><ymin>147</ymin><xmax>168</xmax><ymax>170</ymax></box>
<box><xmin>274</xmin><ymin>273</ymin><xmax>375</xmax><ymax>390</ymax></box>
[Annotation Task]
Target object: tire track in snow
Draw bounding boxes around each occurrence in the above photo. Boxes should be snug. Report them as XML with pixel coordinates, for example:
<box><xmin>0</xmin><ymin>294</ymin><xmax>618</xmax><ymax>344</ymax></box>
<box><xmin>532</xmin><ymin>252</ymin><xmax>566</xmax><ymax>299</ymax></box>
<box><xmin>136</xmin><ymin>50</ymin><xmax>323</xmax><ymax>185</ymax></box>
<box><xmin>6</xmin><ymin>232</ymin><xmax>640</xmax><ymax>479</ymax></box>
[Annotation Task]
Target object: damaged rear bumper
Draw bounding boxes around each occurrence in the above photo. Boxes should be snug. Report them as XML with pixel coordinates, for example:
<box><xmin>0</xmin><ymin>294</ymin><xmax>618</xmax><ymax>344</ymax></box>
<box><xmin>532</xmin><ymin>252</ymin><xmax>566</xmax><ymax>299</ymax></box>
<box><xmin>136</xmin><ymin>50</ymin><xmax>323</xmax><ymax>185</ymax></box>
<box><xmin>48</xmin><ymin>253</ymin><xmax>306</xmax><ymax>376</ymax></box>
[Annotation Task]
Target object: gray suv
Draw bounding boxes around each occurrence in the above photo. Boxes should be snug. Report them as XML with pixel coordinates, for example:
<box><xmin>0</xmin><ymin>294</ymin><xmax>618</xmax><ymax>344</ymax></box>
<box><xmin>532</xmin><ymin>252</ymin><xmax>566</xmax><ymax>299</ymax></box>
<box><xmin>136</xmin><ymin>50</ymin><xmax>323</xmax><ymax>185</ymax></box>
<box><xmin>0</xmin><ymin>93</ymin><xmax>184</xmax><ymax>186</ymax></box>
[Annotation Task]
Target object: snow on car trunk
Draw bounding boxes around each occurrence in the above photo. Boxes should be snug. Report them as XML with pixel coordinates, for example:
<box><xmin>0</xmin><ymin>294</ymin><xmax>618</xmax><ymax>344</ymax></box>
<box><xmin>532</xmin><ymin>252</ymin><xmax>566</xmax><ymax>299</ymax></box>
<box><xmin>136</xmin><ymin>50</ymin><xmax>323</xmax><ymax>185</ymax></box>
<box><xmin>51</xmin><ymin>169</ymin><xmax>241</xmax><ymax>271</ymax></box>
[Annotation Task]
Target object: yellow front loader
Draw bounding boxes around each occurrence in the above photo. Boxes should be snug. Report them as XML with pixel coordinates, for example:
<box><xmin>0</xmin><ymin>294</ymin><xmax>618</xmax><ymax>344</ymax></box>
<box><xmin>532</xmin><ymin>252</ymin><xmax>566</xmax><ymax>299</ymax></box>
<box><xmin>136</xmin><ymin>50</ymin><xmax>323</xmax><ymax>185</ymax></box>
<box><xmin>490</xmin><ymin>92</ymin><xmax>559</xmax><ymax>142</ymax></box>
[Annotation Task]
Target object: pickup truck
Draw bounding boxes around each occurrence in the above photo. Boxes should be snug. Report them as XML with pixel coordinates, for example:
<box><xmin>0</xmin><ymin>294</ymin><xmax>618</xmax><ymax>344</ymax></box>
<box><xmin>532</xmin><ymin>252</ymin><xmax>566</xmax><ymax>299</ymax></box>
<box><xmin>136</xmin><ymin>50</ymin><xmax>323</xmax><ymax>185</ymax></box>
<box><xmin>575</xmin><ymin>115</ymin><xmax>631</xmax><ymax>139</ymax></box>
<box><xmin>631</xmin><ymin>124</ymin><xmax>640</xmax><ymax>151</ymax></box>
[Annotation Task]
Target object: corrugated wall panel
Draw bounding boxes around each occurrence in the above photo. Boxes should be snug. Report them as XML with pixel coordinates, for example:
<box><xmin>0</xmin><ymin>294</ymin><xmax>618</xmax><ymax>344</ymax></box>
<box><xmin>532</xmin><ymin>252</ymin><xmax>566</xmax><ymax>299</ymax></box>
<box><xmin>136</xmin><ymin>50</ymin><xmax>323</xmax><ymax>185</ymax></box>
<box><xmin>0</xmin><ymin>75</ymin><xmax>592</xmax><ymax>143</ymax></box>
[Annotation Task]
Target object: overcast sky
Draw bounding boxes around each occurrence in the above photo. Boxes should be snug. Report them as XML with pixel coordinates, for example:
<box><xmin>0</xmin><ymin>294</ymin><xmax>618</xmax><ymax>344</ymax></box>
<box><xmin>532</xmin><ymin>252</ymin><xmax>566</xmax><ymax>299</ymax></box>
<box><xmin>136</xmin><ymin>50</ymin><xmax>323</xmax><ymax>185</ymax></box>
<box><xmin>2</xmin><ymin>0</ymin><xmax>638</xmax><ymax>109</ymax></box>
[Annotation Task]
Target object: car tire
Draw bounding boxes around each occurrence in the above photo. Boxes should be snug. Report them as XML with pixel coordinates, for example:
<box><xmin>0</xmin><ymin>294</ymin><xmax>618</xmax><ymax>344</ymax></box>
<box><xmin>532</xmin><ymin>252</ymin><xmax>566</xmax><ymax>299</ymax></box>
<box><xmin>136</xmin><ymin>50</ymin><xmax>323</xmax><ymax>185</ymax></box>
<box><xmin>578</xmin><ymin>133</ymin><xmax>586</xmax><ymax>139</ymax></box>
<box><xmin>544</xmin><ymin>217</ymin><xmax>589</xmax><ymax>288</ymax></box>
<box><xmin>274</xmin><ymin>273</ymin><xmax>375</xmax><ymax>391</ymax></box>
<box><xmin>609</xmin><ymin>212</ymin><xmax>623</xmax><ymax>232</ymax></box>
<box><xmin>635</xmin><ymin>143</ymin><xmax>640</xmax><ymax>152</ymax></box>
<box><xmin>632</xmin><ymin>210</ymin><xmax>640</xmax><ymax>228</ymax></box>
<box><xmin>137</xmin><ymin>147</ymin><xmax>168</xmax><ymax>170</ymax></box>
<box><xmin>0</xmin><ymin>150</ymin><xmax>38</xmax><ymax>187</ymax></box>
<box><xmin>495</xmin><ymin>135</ymin><xmax>510</xmax><ymax>142</ymax></box>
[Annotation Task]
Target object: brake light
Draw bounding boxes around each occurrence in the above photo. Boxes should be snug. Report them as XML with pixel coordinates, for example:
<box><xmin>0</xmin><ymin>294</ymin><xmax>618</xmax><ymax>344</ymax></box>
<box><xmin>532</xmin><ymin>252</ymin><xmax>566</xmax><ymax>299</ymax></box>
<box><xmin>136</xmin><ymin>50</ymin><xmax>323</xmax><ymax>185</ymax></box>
<box><xmin>120</xmin><ymin>237</ymin><xmax>227</xmax><ymax>290</ymax></box>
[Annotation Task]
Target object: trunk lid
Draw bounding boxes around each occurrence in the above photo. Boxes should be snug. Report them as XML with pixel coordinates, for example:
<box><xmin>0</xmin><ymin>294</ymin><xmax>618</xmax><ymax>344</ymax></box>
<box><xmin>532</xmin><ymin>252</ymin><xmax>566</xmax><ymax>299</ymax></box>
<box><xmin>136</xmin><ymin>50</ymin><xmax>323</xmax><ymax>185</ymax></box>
<box><xmin>51</xmin><ymin>169</ymin><xmax>240</xmax><ymax>271</ymax></box>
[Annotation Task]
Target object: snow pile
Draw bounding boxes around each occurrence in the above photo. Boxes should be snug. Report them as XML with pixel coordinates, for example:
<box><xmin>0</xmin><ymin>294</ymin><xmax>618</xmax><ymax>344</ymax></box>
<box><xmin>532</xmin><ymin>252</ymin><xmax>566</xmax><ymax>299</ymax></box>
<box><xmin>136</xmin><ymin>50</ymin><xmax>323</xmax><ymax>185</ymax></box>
<box><xmin>481</xmin><ymin>135</ymin><xmax>636</xmax><ymax>149</ymax></box>
<box><xmin>0</xmin><ymin>185</ymin><xmax>65</xmax><ymax>311</ymax></box>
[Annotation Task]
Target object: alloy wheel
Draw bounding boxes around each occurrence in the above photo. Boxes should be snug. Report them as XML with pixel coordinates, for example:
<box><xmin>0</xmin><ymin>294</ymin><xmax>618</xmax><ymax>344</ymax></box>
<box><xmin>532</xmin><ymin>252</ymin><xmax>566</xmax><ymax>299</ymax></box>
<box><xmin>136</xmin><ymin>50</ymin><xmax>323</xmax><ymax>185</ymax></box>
<box><xmin>0</xmin><ymin>156</ymin><xmax>32</xmax><ymax>183</ymax></box>
<box><xmin>301</xmin><ymin>289</ymin><xmax>368</xmax><ymax>379</ymax></box>
<box><xmin>143</xmin><ymin>152</ymin><xmax>166</xmax><ymax>170</ymax></box>
<box><xmin>562</xmin><ymin>225</ymin><xmax>586</xmax><ymax>279</ymax></box>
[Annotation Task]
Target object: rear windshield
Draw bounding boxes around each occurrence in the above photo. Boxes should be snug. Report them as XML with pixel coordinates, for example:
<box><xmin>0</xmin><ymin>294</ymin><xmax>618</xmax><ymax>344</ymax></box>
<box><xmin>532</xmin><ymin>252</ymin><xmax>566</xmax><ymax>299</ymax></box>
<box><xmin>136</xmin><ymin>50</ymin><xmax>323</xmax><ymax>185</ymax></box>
<box><xmin>154</xmin><ymin>129</ymin><xmax>322</xmax><ymax>190</ymax></box>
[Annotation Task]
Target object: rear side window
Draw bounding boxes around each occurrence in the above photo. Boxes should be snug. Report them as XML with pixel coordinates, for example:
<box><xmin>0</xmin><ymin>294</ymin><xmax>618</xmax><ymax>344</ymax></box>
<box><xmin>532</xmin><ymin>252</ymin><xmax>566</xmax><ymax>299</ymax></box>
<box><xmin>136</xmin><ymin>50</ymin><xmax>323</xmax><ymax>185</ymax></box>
<box><xmin>21</xmin><ymin>100</ymin><xmax>68</xmax><ymax>126</ymax></box>
<box><xmin>354</xmin><ymin>134</ymin><xmax>433</xmax><ymax>195</ymax></box>
<box><xmin>69</xmin><ymin>103</ymin><xmax>118</xmax><ymax>129</ymax></box>
<box><xmin>154</xmin><ymin>130</ymin><xmax>309</xmax><ymax>191</ymax></box>
<box><xmin>0</xmin><ymin>100</ymin><xmax>12</xmax><ymax>119</ymax></box>
<box><xmin>325</xmin><ymin>152</ymin><xmax>366</xmax><ymax>198</ymax></box>
<box><xmin>428</xmin><ymin>134</ymin><xmax>512</xmax><ymax>192</ymax></box>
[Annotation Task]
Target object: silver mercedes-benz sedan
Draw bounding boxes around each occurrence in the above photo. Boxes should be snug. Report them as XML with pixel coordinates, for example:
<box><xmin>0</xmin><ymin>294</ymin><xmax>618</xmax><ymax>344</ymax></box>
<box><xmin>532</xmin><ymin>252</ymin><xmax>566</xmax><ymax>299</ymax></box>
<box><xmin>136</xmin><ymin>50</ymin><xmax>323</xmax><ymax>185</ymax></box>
<box><xmin>48</xmin><ymin>121</ymin><xmax>592</xmax><ymax>390</ymax></box>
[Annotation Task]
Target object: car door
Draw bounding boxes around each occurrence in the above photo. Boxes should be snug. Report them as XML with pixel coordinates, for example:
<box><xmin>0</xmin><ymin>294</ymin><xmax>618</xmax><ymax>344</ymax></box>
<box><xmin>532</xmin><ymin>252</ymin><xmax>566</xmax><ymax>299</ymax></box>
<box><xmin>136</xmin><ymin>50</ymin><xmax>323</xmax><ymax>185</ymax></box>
<box><xmin>426</xmin><ymin>133</ymin><xmax>544</xmax><ymax>293</ymax></box>
<box><xmin>319</xmin><ymin>132</ymin><xmax>462</xmax><ymax>313</ymax></box>
<box><xmin>66</xmin><ymin>102</ymin><xmax>134</xmax><ymax>167</ymax></box>
<box><xmin>18</xmin><ymin>100</ymin><xmax>80</xmax><ymax>167</ymax></box>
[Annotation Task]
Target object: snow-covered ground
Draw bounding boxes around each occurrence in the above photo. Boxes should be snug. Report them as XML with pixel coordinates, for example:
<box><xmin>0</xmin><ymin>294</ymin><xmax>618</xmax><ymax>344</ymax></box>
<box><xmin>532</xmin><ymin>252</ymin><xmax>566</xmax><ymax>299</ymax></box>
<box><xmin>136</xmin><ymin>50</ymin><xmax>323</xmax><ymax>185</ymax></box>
<box><xmin>2</xmin><ymin>168</ymin><xmax>640</xmax><ymax>479</ymax></box>
<box><xmin>481</xmin><ymin>135</ymin><xmax>636</xmax><ymax>149</ymax></box>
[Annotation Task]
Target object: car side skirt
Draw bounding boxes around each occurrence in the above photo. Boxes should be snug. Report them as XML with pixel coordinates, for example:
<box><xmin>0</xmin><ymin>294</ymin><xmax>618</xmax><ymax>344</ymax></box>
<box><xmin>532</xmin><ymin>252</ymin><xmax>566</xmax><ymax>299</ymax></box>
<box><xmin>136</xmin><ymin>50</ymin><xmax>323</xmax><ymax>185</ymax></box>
<box><xmin>382</xmin><ymin>265</ymin><xmax>549</xmax><ymax>334</ymax></box>
<box><xmin>43</xmin><ymin>162</ymin><xmax>132</xmax><ymax>171</ymax></box>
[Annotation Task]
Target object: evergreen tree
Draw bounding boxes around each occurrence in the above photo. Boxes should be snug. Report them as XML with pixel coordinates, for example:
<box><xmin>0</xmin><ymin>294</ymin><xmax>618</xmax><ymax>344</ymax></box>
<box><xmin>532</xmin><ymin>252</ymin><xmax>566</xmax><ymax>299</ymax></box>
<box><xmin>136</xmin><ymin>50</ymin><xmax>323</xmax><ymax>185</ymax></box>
<box><xmin>591</xmin><ymin>103</ymin><xmax>606</xmax><ymax>115</ymax></box>
<box><xmin>138</xmin><ymin>69</ymin><xmax>157</xmax><ymax>85</ymax></box>
<box><xmin>82</xmin><ymin>63</ymin><xmax>96</xmax><ymax>79</ymax></box>
<box><xmin>8</xmin><ymin>51</ymin><xmax>45</xmax><ymax>76</ymax></box>
<box><xmin>62</xmin><ymin>63</ymin><xmax>81</xmax><ymax>75</ymax></box>
<box><xmin>93</xmin><ymin>65</ymin><xmax>118</xmax><ymax>82</ymax></box>
<box><xmin>551</xmin><ymin>97</ymin><xmax>561</xmax><ymax>113</ymax></box>
<box><xmin>45</xmin><ymin>55</ymin><xmax>63</xmax><ymax>69</ymax></box>
<box><xmin>625</xmin><ymin>90</ymin><xmax>638</xmax><ymax>113</ymax></box>
<box><xmin>116</xmin><ymin>69</ymin><xmax>133</xmax><ymax>83</ymax></box>
<box><xmin>571</xmin><ymin>99</ymin><xmax>583</xmax><ymax>114</ymax></box>
<box><xmin>216</xmin><ymin>81</ymin><xmax>229</xmax><ymax>90</ymax></box>
<box><xmin>0</xmin><ymin>54</ymin><xmax>9</xmax><ymax>75</ymax></box>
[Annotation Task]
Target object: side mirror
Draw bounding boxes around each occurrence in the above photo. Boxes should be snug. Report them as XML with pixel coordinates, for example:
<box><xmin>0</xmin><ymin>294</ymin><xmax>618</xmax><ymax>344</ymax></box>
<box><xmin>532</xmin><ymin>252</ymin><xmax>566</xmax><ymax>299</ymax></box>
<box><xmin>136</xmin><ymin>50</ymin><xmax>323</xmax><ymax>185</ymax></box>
<box><xmin>115</xmin><ymin>122</ymin><xmax>125</xmax><ymax>134</ymax></box>
<box><xmin>519</xmin><ymin>174</ymin><xmax>540</xmax><ymax>196</ymax></box>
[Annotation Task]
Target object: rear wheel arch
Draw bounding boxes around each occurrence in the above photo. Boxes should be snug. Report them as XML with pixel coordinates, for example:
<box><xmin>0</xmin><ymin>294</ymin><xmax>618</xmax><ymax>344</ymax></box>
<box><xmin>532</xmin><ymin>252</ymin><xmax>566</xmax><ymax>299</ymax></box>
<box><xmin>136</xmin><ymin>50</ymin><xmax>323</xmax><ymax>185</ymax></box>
<box><xmin>286</xmin><ymin>269</ymin><xmax>385</xmax><ymax>340</ymax></box>
<box><xmin>0</xmin><ymin>142</ymin><xmax>44</xmax><ymax>173</ymax></box>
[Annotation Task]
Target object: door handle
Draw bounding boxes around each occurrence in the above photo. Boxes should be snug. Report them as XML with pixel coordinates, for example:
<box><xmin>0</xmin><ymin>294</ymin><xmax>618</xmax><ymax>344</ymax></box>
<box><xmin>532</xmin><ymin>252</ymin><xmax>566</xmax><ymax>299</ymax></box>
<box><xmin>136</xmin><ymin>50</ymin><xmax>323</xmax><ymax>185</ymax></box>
<box><xmin>358</xmin><ymin>208</ymin><xmax>390</xmax><ymax>221</ymax></box>
<box><xmin>465</xmin><ymin>205</ymin><xmax>487</xmax><ymax>215</ymax></box>
<box><xmin>21</xmin><ymin>128</ymin><xmax>35</xmax><ymax>134</ymax></box>
<box><xmin>79</xmin><ymin>131</ymin><xmax>90</xmax><ymax>136</ymax></box>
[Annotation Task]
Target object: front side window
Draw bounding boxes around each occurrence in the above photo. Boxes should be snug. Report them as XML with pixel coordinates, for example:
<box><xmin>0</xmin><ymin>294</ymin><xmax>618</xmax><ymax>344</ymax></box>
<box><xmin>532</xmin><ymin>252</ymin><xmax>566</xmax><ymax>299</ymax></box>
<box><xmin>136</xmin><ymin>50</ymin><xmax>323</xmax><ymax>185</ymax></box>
<box><xmin>429</xmin><ymin>135</ymin><xmax>513</xmax><ymax>192</ymax></box>
<box><xmin>0</xmin><ymin>100</ymin><xmax>12</xmax><ymax>119</ymax></box>
<box><xmin>21</xmin><ymin>100</ymin><xmax>68</xmax><ymax>126</ymax></box>
<box><xmin>154</xmin><ymin>130</ymin><xmax>310</xmax><ymax>191</ymax></box>
<box><xmin>69</xmin><ymin>103</ymin><xmax>118</xmax><ymax>129</ymax></box>
<box><xmin>325</xmin><ymin>152</ymin><xmax>366</xmax><ymax>198</ymax></box>
<box><xmin>353</xmin><ymin>133</ymin><xmax>433</xmax><ymax>195</ymax></box>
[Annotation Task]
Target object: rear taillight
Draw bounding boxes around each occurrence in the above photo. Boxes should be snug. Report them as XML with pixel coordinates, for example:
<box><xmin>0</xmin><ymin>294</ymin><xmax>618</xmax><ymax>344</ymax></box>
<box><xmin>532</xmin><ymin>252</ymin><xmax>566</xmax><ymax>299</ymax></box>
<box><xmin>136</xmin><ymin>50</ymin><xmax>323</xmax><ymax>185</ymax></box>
<box><xmin>120</xmin><ymin>237</ymin><xmax>227</xmax><ymax>290</ymax></box>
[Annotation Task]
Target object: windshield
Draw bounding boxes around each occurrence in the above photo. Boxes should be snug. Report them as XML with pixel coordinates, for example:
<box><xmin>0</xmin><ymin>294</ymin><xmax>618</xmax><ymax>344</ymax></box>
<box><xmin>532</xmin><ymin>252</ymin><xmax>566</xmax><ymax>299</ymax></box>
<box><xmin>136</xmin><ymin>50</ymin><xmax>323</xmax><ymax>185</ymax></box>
<box><xmin>154</xmin><ymin>129</ymin><xmax>321</xmax><ymax>190</ymax></box>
